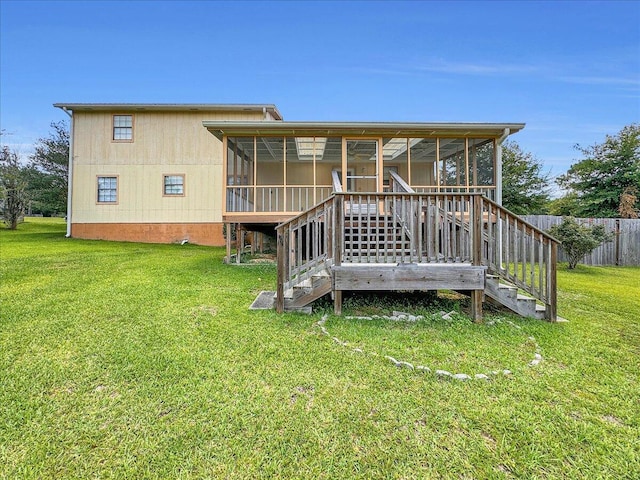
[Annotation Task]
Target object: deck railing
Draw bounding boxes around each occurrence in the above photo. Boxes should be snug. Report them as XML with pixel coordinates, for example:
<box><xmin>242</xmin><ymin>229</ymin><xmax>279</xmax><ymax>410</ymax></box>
<box><xmin>276</xmin><ymin>190</ymin><xmax>558</xmax><ymax>320</ymax></box>
<box><xmin>227</xmin><ymin>186</ymin><xmax>332</xmax><ymax>213</ymax></box>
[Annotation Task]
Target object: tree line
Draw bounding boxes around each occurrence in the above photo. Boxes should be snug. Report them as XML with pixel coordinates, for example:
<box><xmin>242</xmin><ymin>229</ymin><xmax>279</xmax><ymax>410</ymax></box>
<box><xmin>1</xmin><ymin>122</ymin><xmax>69</xmax><ymax>228</ymax></box>
<box><xmin>502</xmin><ymin>124</ymin><xmax>639</xmax><ymax>219</ymax></box>
<box><xmin>1</xmin><ymin>122</ymin><xmax>638</xmax><ymax>230</ymax></box>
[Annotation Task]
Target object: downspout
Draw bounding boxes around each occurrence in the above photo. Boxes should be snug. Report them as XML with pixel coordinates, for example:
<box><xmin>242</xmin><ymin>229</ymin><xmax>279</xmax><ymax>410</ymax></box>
<box><xmin>495</xmin><ymin>128</ymin><xmax>510</xmax><ymax>206</ymax></box>
<box><xmin>58</xmin><ymin>106</ymin><xmax>73</xmax><ymax>237</ymax></box>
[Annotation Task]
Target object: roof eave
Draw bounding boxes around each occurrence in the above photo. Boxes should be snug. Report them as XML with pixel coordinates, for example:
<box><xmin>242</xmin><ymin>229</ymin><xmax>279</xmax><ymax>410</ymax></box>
<box><xmin>53</xmin><ymin>103</ymin><xmax>283</xmax><ymax>120</ymax></box>
<box><xmin>202</xmin><ymin>121</ymin><xmax>525</xmax><ymax>140</ymax></box>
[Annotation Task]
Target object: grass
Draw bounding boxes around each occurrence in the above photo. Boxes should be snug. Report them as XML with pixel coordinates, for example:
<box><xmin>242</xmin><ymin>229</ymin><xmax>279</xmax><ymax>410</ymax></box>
<box><xmin>1</xmin><ymin>218</ymin><xmax>639</xmax><ymax>479</ymax></box>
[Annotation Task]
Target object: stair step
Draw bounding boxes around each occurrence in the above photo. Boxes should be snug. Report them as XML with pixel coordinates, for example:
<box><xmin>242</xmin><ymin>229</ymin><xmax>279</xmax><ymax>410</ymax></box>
<box><xmin>516</xmin><ymin>294</ymin><xmax>536</xmax><ymax>302</ymax></box>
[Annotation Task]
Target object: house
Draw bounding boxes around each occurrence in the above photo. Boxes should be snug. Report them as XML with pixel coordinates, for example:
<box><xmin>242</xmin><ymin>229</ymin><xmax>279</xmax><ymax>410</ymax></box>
<box><xmin>55</xmin><ymin>103</ymin><xmax>558</xmax><ymax>321</ymax></box>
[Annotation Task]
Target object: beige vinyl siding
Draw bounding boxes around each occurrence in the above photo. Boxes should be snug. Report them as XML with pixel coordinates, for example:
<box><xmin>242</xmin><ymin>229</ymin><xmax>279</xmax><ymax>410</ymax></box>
<box><xmin>72</xmin><ymin>110</ymin><xmax>264</xmax><ymax>224</ymax></box>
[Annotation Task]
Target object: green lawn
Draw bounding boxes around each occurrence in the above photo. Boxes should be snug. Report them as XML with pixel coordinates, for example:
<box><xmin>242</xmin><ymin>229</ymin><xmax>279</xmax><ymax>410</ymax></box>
<box><xmin>1</xmin><ymin>218</ymin><xmax>638</xmax><ymax>479</ymax></box>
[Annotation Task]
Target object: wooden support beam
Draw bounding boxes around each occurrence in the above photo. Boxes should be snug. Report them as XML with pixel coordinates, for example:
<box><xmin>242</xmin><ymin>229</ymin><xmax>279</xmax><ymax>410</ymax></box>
<box><xmin>236</xmin><ymin>224</ymin><xmax>243</xmax><ymax>264</ymax></box>
<box><xmin>276</xmin><ymin>228</ymin><xmax>285</xmax><ymax>313</ymax></box>
<box><xmin>333</xmin><ymin>264</ymin><xmax>486</xmax><ymax>291</ymax></box>
<box><xmin>225</xmin><ymin>223</ymin><xmax>232</xmax><ymax>264</ymax></box>
<box><xmin>470</xmin><ymin>289</ymin><xmax>483</xmax><ymax>323</ymax></box>
<box><xmin>334</xmin><ymin>290</ymin><xmax>342</xmax><ymax>316</ymax></box>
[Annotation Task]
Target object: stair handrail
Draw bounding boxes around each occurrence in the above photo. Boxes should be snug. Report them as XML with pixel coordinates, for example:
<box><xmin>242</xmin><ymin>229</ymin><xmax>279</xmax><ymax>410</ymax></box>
<box><xmin>478</xmin><ymin>196</ymin><xmax>560</xmax><ymax>321</ymax></box>
<box><xmin>276</xmin><ymin>194</ymin><xmax>337</xmax><ymax>312</ymax></box>
<box><xmin>482</xmin><ymin>197</ymin><xmax>561</xmax><ymax>243</ymax></box>
<box><xmin>389</xmin><ymin>170</ymin><xmax>414</xmax><ymax>193</ymax></box>
<box><xmin>332</xmin><ymin>170</ymin><xmax>343</xmax><ymax>193</ymax></box>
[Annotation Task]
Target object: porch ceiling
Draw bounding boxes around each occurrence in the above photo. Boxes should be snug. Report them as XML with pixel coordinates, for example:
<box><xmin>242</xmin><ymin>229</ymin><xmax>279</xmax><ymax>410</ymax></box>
<box><xmin>203</xmin><ymin>121</ymin><xmax>525</xmax><ymax>140</ymax></box>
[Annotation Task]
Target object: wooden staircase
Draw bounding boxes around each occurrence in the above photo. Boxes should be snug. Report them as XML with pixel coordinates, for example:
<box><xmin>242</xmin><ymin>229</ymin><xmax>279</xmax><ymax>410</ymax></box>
<box><xmin>281</xmin><ymin>267</ymin><xmax>332</xmax><ymax>313</ymax></box>
<box><xmin>484</xmin><ymin>274</ymin><xmax>546</xmax><ymax>320</ymax></box>
<box><xmin>275</xmin><ymin>173</ymin><xmax>559</xmax><ymax>321</ymax></box>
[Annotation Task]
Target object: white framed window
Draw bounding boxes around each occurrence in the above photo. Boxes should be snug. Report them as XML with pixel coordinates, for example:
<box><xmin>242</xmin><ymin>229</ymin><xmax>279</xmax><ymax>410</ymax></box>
<box><xmin>113</xmin><ymin>115</ymin><xmax>133</xmax><ymax>141</ymax></box>
<box><xmin>163</xmin><ymin>174</ymin><xmax>185</xmax><ymax>196</ymax></box>
<box><xmin>97</xmin><ymin>176</ymin><xmax>118</xmax><ymax>203</ymax></box>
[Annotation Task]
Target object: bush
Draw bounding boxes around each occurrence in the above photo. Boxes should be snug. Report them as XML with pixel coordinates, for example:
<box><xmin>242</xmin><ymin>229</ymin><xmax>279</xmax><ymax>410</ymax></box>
<box><xmin>548</xmin><ymin>217</ymin><xmax>613</xmax><ymax>269</ymax></box>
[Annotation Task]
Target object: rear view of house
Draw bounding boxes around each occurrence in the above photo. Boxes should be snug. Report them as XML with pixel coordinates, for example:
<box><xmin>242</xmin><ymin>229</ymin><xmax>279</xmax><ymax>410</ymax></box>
<box><xmin>56</xmin><ymin>103</ymin><xmax>558</xmax><ymax>321</ymax></box>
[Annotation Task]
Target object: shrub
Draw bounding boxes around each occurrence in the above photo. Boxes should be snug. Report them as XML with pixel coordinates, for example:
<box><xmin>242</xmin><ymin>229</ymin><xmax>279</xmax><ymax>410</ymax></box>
<box><xmin>548</xmin><ymin>217</ymin><xmax>613</xmax><ymax>269</ymax></box>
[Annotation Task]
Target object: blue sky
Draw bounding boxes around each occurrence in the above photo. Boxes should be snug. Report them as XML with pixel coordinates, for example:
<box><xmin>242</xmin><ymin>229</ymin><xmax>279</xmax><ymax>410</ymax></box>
<box><xmin>1</xmin><ymin>0</ymin><xmax>638</xmax><ymax>181</ymax></box>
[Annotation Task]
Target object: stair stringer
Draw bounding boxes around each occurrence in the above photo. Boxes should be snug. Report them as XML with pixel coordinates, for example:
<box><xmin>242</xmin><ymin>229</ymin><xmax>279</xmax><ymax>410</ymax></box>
<box><xmin>282</xmin><ymin>264</ymin><xmax>332</xmax><ymax>312</ymax></box>
<box><xmin>484</xmin><ymin>273</ymin><xmax>546</xmax><ymax>320</ymax></box>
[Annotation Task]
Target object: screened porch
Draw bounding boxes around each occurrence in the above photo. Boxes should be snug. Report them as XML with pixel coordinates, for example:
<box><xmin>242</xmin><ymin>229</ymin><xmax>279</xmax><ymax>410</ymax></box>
<box><xmin>204</xmin><ymin>121</ymin><xmax>524</xmax><ymax>223</ymax></box>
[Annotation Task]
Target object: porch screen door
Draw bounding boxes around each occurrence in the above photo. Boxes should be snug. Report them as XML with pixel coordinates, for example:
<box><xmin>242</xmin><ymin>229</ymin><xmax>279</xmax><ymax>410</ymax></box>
<box><xmin>346</xmin><ymin>140</ymin><xmax>378</xmax><ymax>193</ymax></box>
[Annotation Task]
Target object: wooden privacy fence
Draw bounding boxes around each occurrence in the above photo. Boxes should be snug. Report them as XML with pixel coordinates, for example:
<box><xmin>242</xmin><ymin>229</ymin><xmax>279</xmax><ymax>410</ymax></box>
<box><xmin>523</xmin><ymin>216</ymin><xmax>640</xmax><ymax>267</ymax></box>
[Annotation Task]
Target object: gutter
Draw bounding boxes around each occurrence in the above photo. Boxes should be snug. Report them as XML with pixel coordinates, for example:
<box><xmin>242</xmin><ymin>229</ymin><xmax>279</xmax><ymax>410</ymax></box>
<box><xmin>57</xmin><ymin>106</ymin><xmax>73</xmax><ymax>237</ymax></box>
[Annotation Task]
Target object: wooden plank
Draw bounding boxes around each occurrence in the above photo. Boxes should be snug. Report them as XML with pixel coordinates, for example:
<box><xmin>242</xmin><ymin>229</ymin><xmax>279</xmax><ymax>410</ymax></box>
<box><xmin>333</xmin><ymin>264</ymin><xmax>486</xmax><ymax>291</ymax></box>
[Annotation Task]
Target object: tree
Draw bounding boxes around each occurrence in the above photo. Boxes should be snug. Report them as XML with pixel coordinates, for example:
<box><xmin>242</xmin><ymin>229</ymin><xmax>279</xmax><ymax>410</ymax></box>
<box><xmin>0</xmin><ymin>145</ymin><xmax>28</xmax><ymax>229</ymax></box>
<box><xmin>557</xmin><ymin>124</ymin><xmax>640</xmax><ymax>218</ymax></box>
<box><xmin>28</xmin><ymin>121</ymin><xmax>69</xmax><ymax>215</ymax></box>
<box><xmin>501</xmin><ymin>141</ymin><xmax>551</xmax><ymax>215</ymax></box>
<box><xmin>618</xmin><ymin>186</ymin><xmax>638</xmax><ymax>219</ymax></box>
<box><xmin>547</xmin><ymin>217</ymin><xmax>613</xmax><ymax>269</ymax></box>
<box><xmin>547</xmin><ymin>192</ymin><xmax>582</xmax><ymax>217</ymax></box>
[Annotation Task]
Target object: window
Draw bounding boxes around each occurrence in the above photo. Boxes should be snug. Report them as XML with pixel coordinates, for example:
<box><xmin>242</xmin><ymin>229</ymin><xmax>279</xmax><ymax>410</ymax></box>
<box><xmin>163</xmin><ymin>175</ymin><xmax>185</xmax><ymax>196</ymax></box>
<box><xmin>113</xmin><ymin>115</ymin><xmax>133</xmax><ymax>141</ymax></box>
<box><xmin>97</xmin><ymin>176</ymin><xmax>118</xmax><ymax>203</ymax></box>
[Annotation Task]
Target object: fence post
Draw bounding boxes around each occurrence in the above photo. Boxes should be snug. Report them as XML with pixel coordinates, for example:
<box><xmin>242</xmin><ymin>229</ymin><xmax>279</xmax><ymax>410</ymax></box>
<box><xmin>615</xmin><ymin>218</ymin><xmax>621</xmax><ymax>266</ymax></box>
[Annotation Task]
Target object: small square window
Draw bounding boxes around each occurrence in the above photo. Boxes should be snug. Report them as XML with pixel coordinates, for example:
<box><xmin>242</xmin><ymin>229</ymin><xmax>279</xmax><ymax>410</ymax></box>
<box><xmin>97</xmin><ymin>176</ymin><xmax>118</xmax><ymax>203</ymax></box>
<box><xmin>164</xmin><ymin>175</ymin><xmax>185</xmax><ymax>196</ymax></box>
<box><xmin>113</xmin><ymin>115</ymin><xmax>133</xmax><ymax>141</ymax></box>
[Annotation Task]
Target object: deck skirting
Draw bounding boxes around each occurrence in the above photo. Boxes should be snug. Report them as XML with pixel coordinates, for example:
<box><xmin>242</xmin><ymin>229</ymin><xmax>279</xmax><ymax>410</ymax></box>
<box><xmin>332</xmin><ymin>263</ymin><xmax>486</xmax><ymax>291</ymax></box>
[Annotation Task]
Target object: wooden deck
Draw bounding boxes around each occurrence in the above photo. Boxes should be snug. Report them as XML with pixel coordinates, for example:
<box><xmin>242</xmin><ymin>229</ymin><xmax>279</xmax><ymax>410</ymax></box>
<box><xmin>273</xmin><ymin>174</ymin><xmax>558</xmax><ymax>321</ymax></box>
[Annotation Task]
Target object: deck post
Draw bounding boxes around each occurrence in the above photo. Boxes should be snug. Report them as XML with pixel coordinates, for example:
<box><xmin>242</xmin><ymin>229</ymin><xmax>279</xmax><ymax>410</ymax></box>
<box><xmin>471</xmin><ymin>195</ymin><xmax>484</xmax><ymax>323</ymax></box>
<box><xmin>276</xmin><ymin>227</ymin><xmax>285</xmax><ymax>313</ymax></box>
<box><xmin>334</xmin><ymin>194</ymin><xmax>344</xmax><ymax>315</ymax></box>
<box><xmin>225</xmin><ymin>223</ymin><xmax>232</xmax><ymax>264</ymax></box>
<box><xmin>334</xmin><ymin>290</ymin><xmax>342</xmax><ymax>315</ymax></box>
<box><xmin>236</xmin><ymin>224</ymin><xmax>243</xmax><ymax>264</ymax></box>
